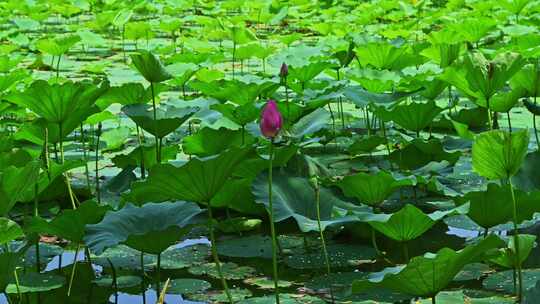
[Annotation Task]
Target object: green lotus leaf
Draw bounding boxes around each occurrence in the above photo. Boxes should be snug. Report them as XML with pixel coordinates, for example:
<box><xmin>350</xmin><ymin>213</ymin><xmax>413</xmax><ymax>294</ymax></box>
<box><xmin>359</xmin><ymin>203</ymin><xmax>469</xmax><ymax>242</ymax></box>
<box><xmin>130</xmin><ymin>50</ymin><xmax>172</xmax><ymax>83</ymax></box>
<box><xmin>0</xmin><ymin>218</ymin><xmax>23</xmax><ymax>245</ymax></box>
<box><xmin>190</xmin><ymin>79</ymin><xmax>278</xmax><ymax>105</ymax></box>
<box><xmin>27</xmin><ymin>201</ymin><xmax>110</xmax><ymax>243</ymax></box>
<box><xmin>183</xmin><ymin>127</ymin><xmax>254</xmax><ymax>157</ymax></box>
<box><xmin>84</xmin><ymin>201</ymin><xmax>205</xmax><ymax>255</ymax></box>
<box><xmin>252</xmin><ymin>171</ymin><xmax>360</xmax><ymax>232</ymax></box>
<box><xmin>344</xmin><ymin>85</ymin><xmax>420</xmax><ymax>107</ymax></box>
<box><xmin>211</xmin><ymin>102</ymin><xmax>260</xmax><ymax>127</ymax></box>
<box><xmin>6</xmin><ymin>80</ymin><xmax>108</xmax><ymax>138</ymax></box>
<box><xmin>510</xmin><ymin>64</ymin><xmax>540</xmax><ymax>97</ymax></box>
<box><xmin>377</xmin><ymin>100</ymin><xmax>444</xmax><ymax>133</ymax></box>
<box><xmin>6</xmin><ymin>273</ymin><xmax>65</xmax><ymax>294</ymax></box>
<box><xmin>0</xmin><ymin>161</ymin><xmax>40</xmax><ymax>216</ymax></box>
<box><xmin>348</xmin><ymin>135</ymin><xmax>386</xmax><ymax>155</ymax></box>
<box><xmin>389</xmin><ymin>137</ymin><xmax>461</xmax><ymax>171</ymax></box>
<box><xmin>336</xmin><ymin>171</ymin><xmax>415</xmax><ymax>206</ymax></box>
<box><xmin>472</xmin><ymin>129</ymin><xmax>529</xmax><ymax>180</ymax></box>
<box><xmin>483</xmin><ymin>269</ymin><xmax>540</xmax><ymax>294</ymax></box>
<box><xmin>36</xmin><ymin>34</ymin><xmax>81</xmax><ymax>56</ymax></box>
<box><xmin>514</xmin><ymin>151</ymin><xmax>540</xmax><ymax>191</ymax></box>
<box><xmin>0</xmin><ymin>252</ymin><xmax>20</xmax><ymax>292</ymax></box>
<box><xmin>490</xmin><ymin>234</ymin><xmax>536</xmax><ymax>269</ymax></box>
<box><xmin>128</xmin><ymin>147</ymin><xmax>254</xmax><ymax>204</ymax></box>
<box><xmin>122</xmin><ymin>103</ymin><xmax>198</xmax><ymax>138</ymax></box>
<box><xmin>288</xmin><ymin>61</ymin><xmax>336</xmax><ymax>84</ymax></box>
<box><xmin>352</xmin><ymin>235</ymin><xmax>504</xmax><ymax>297</ymax></box>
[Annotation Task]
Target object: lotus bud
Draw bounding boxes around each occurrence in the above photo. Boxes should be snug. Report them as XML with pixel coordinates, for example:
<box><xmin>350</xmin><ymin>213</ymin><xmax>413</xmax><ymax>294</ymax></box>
<box><xmin>279</xmin><ymin>62</ymin><xmax>288</xmax><ymax>78</ymax></box>
<box><xmin>260</xmin><ymin>100</ymin><xmax>283</xmax><ymax>139</ymax></box>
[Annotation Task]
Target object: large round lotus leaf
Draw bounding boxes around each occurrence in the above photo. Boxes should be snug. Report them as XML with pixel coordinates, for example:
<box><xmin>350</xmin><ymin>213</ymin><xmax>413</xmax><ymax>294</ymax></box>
<box><xmin>336</xmin><ymin>171</ymin><xmax>414</xmax><ymax>206</ymax></box>
<box><xmin>306</xmin><ymin>272</ymin><xmax>368</xmax><ymax>298</ymax></box>
<box><xmin>122</xmin><ymin>103</ymin><xmax>197</xmax><ymax>138</ymax></box>
<box><xmin>0</xmin><ymin>218</ymin><xmax>23</xmax><ymax>245</ymax></box>
<box><xmin>0</xmin><ymin>161</ymin><xmax>40</xmax><ymax>216</ymax></box>
<box><xmin>453</xmin><ymin>263</ymin><xmax>491</xmax><ymax>282</ymax></box>
<box><xmin>84</xmin><ymin>201</ymin><xmax>205</xmax><ymax>255</ymax></box>
<box><xmin>155</xmin><ymin>244</ymin><xmax>210</xmax><ymax>270</ymax></box>
<box><xmin>513</xmin><ymin>151</ymin><xmax>540</xmax><ymax>191</ymax></box>
<box><xmin>0</xmin><ymin>252</ymin><xmax>20</xmax><ymax>292</ymax></box>
<box><xmin>252</xmin><ymin>171</ymin><xmax>360</xmax><ymax>232</ymax></box>
<box><xmin>183</xmin><ymin>127</ymin><xmax>255</xmax><ymax>157</ymax></box>
<box><xmin>239</xmin><ymin>293</ymin><xmax>326</xmax><ymax>304</ymax></box>
<box><xmin>128</xmin><ymin>147</ymin><xmax>254</xmax><ymax>204</ymax></box>
<box><xmin>6</xmin><ymin>273</ymin><xmax>65</xmax><ymax>294</ymax></box>
<box><xmin>162</xmin><ymin>278</ymin><xmax>211</xmax><ymax>295</ymax></box>
<box><xmin>389</xmin><ymin>138</ymin><xmax>461</xmax><ymax>170</ymax></box>
<box><xmin>524</xmin><ymin>278</ymin><xmax>540</xmax><ymax>304</ymax></box>
<box><xmin>285</xmin><ymin>244</ymin><xmax>377</xmax><ymax>269</ymax></box>
<box><xmin>5</xmin><ymin>80</ymin><xmax>108</xmax><ymax>142</ymax></box>
<box><xmin>27</xmin><ymin>201</ymin><xmax>110</xmax><ymax>243</ymax></box>
<box><xmin>188</xmin><ymin>262</ymin><xmax>256</xmax><ymax>280</ymax></box>
<box><xmin>380</xmin><ymin>100</ymin><xmax>444</xmax><ymax>132</ymax></box>
<box><xmin>130</xmin><ymin>50</ymin><xmax>172</xmax><ymax>83</ymax></box>
<box><xmin>417</xmin><ymin>290</ymin><xmax>514</xmax><ymax>303</ymax></box>
<box><xmin>93</xmin><ymin>275</ymin><xmax>141</xmax><ymax>288</ymax></box>
<box><xmin>244</xmin><ymin>277</ymin><xmax>293</xmax><ymax>289</ymax></box>
<box><xmin>188</xmin><ymin>287</ymin><xmax>252</xmax><ymax>303</ymax></box>
<box><xmin>472</xmin><ymin>130</ymin><xmax>529</xmax><ymax>180</ymax></box>
<box><xmin>483</xmin><ymin>269</ymin><xmax>540</xmax><ymax>294</ymax></box>
<box><xmin>359</xmin><ymin>204</ymin><xmax>469</xmax><ymax>242</ymax></box>
<box><xmin>353</xmin><ymin>235</ymin><xmax>504</xmax><ymax>297</ymax></box>
<box><xmin>217</xmin><ymin>235</ymin><xmax>306</xmax><ymax>259</ymax></box>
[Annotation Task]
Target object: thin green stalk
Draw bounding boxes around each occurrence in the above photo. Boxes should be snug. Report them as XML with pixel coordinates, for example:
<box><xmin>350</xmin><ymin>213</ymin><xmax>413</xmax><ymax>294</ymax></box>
<box><xmin>34</xmin><ymin>183</ymin><xmax>40</xmax><ymax>273</ymax></box>
<box><xmin>509</xmin><ymin>181</ymin><xmax>523</xmax><ymax>302</ymax></box>
<box><xmin>402</xmin><ymin>241</ymin><xmax>409</xmax><ymax>263</ymax></box>
<box><xmin>136</xmin><ymin>125</ymin><xmax>146</xmax><ymax>179</ymax></box>
<box><xmin>80</xmin><ymin>124</ymin><xmax>91</xmax><ymax>190</ymax></box>
<box><xmin>150</xmin><ymin>82</ymin><xmax>160</xmax><ymax>163</ymax></box>
<box><xmin>59</xmin><ymin>122</ymin><xmax>77</xmax><ymax>210</ymax></box>
<box><xmin>56</xmin><ymin>55</ymin><xmax>61</xmax><ymax>79</ymax></box>
<box><xmin>314</xmin><ymin>180</ymin><xmax>334</xmax><ymax>304</ymax></box>
<box><xmin>534</xmin><ymin>114</ymin><xmax>540</xmax><ymax>151</ymax></box>
<box><xmin>232</xmin><ymin>42</ymin><xmax>236</xmax><ymax>79</ymax></box>
<box><xmin>507</xmin><ymin>112</ymin><xmax>512</xmax><ymax>133</ymax></box>
<box><xmin>13</xmin><ymin>268</ymin><xmax>21</xmax><ymax>300</ymax></box>
<box><xmin>107</xmin><ymin>258</ymin><xmax>118</xmax><ymax>297</ymax></box>
<box><xmin>486</xmin><ymin>97</ymin><xmax>492</xmax><ymax>130</ymax></box>
<box><xmin>67</xmin><ymin>244</ymin><xmax>81</xmax><ymax>296</ymax></box>
<box><xmin>121</xmin><ymin>25</ymin><xmax>126</xmax><ymax>63</ymax></box>
<box><xmin>141</xmin><ymin>251</ymin><xmax>146</xmax><ymax>304</ymax></box>
<box><xmin>95</xmin><ymin>123</ymin><xmax>102</xmax><ymax>204</ymax></box>
<box><xmin>337</xmin><ymin>69</ymin><xmax>345</xmax><ymax>128</ymax></box>
<box><xmin>371</xmin><ymin>228</ymin><xmax>380</xmax><ymax>256</ymax></box>
<box><xmin>268</xmin><ymin>140</ymin><xmax>280</xmax><ymax>304</ymax></box>
<box><xmin>207</xmin><ymin>206</ymin><xmax>234</xmax><ymax>304</ymax></box>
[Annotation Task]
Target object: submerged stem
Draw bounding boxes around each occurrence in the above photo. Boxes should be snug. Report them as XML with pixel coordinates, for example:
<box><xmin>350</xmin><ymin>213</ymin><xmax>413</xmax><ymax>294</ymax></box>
<box><xmin>314</xmin><ymin>180</ymin><xmax>334</xmax><ymax>304</ymax></box>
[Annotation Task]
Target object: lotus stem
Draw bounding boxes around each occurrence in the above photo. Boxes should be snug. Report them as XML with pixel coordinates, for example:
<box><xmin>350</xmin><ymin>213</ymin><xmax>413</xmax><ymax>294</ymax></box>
<box><xmin>314</xmin><ymin>180</ymin><xmax>335</xmax><ymax>304</ymax></box>
<box><xmin>106</xmin><ymin>258</ymin><xmax>118</xmax><ymax>293</ymax></box>
<box><xmin>486</xmin><ymin>97</ymin><xmax>492</xmax><ymax>131</ymax></box>
<box><xmin>268</xmin><ymin>140</ymin><xmax>281</xmax><ymax>304</ymax></box>
<box><xmin>59</xmin><ymin>122</ymin><xmax>78</xmax><ymax>210</ymax></box>
<box><xmin>13</xmin><ymin>268</ymin><xmax>21</xmax><ymax>300</ymax></box>
<box><xmin>337</xmin><ymin>68</ymin><xmax>345</xmax><ymax>129</ymax></box>
<box><xmin>150</xmin><ymin>82</ymin><xmax>160</xmax><ymax>163</ymax></box>
<box><xmin>371</xmin><ymin>228</ymin><xmax>380</xmax><ymax>256</ymax></box>
<box><xmin>56</xmin><ymin>55</ymin><xmax>61</xmax><ymax>79</ymax></box>
<box><xmin>81</xmin><ymin>124</ymin><xmax>91</xmax><ymax>190</ymax></box>
<box><xmin>135</xmin><ymin>125</ymin><xmax>146</xmax><ymax>179</ymax></box>
<box><xmin>207</xmin><ymin>205</ymin><xmax>234</xmax><ymax>304</ymax></box>
<box><xmin>509</xmin><ymin>180</ymin><xmax>523</xmax><ymax>302</ymax></box>
<box><xmin>507</xmin><ymin>112</ymin><xmax>512</xmax><ymax>133</ymax></box>
<box><xmin>232</xmin><ymin>42</ymin><xmax>236</xmax><ymax>79</ymax></box>
<box><xmin>402</xmin><ymin>241</ymin><xmax>409</xmax><ymax>263</ymax></box>
<box><xmin>95</xmin><ymin>123</ymin><xmax>102</xmax><ymax>204</ymax></box>
<box><xmin>67</xmin><ymin>244</ymin><xmax>81</xmax><ymax>296</ymax></box>
<box><xmin>534</xmin><ymin>114</ymin><xmax>539</xmax><ymax>151</ymax></box>
<box><xmin>34</xmin><ymin>183</ymin><xmax>40</xmax><ymax>272</ymax></box>
<box><xmin>121</xmin><ymin>25</ymin><xmax>126</xmax><ymax>63</ymax></box>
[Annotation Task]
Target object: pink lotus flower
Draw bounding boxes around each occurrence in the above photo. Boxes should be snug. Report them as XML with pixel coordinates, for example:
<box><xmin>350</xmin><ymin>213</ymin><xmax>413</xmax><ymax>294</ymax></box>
<box><xmin>260</xmin><ymin>100</ymin><xmax>283</xmax><ymax>139</ymax></box>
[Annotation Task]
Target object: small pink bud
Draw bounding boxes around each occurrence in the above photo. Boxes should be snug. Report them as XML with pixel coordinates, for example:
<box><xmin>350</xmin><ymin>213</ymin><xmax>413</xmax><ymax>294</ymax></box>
<box><xmin>260</xmin><ymin>100</ymin><xmax>283</xmax><ymax>139</ymax></box>
<box><xmin>279</xmin><ymin>62</ymin><xmax>288</xmax><ymax>78</ymax></box>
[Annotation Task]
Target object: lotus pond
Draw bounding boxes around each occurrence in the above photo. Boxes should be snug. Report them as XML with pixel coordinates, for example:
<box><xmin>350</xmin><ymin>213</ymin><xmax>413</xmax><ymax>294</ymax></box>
<box><xmin>2</xmin><ymin>0</ymin><xmax>540</xmax><ymax>303</ymax></box>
